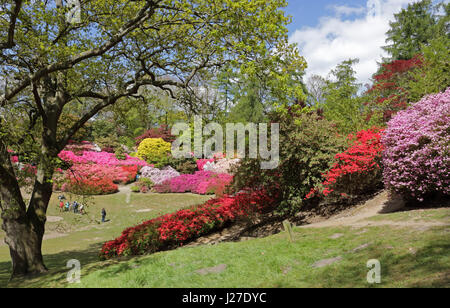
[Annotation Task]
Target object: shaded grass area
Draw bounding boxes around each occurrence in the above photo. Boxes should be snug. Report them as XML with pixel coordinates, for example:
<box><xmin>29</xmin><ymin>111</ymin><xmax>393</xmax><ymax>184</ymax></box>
<box><xmin>0</xmin><ymin>192</ymin><xmax>211</xmax><ymax>288</ymax></box>
<box><xmin>367</xmin><ymin>207</ymin><xmax>450</xmax><ymax>223</ymax></box>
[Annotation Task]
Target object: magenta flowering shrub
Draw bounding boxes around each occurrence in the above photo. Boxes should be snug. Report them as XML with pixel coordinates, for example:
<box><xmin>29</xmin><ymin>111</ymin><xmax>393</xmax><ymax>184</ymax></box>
<box><xmin>153</xmin><ymin>171</ymin><xmax>233</xmax><ymax>195</ymax></box>
<box><xmin>59</xmin><ymin>150</ymin><xmax>149</xmax><ymax>167</ymax></box>
<box><xmin>382</xmin><ymin>88</ymin><xmax>450</xmax><ymax>201</ymax></box>
<box><xmin>167</xmin><ymin>171</ymin><xmax>214</xmax><ymax>193</ymax></box>
<box><xmin>140</xmin><ymin>166</ymin><xmax>180</xmax><ymax>185</ymax></box>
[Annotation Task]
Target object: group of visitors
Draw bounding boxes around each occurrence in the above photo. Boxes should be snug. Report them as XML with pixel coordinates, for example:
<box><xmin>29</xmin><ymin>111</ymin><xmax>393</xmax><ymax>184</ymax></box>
<box><xmin>58</xmin><ymin>195</ymin><xmax>85</xmax><ymax>214</ymax></box>
<box><xmin>57</xmin><ymin>195</ymin><xmax>108</xmax><ymax>223</ymax></box>
<box><xmin>58</xmin><ymin>195</ymin><xmax>107</xmax><ymax>222</ymax></box>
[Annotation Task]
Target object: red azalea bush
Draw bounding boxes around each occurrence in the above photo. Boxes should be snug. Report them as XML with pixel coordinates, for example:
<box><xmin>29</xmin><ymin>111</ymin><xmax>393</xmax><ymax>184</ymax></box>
<box><xmin>306</xmin><ymin>127</ymin><xmax>384</xmax><ymax>200</ymax></box>
<box><xmin>135</xmin><ymin>125</ymin><xmax>176</xmax><ymax>146</ymax></box>
<box><xmin>100</xmin><ymin>189</ymin><xmax>276</xmax><ymax>259</ymax></box>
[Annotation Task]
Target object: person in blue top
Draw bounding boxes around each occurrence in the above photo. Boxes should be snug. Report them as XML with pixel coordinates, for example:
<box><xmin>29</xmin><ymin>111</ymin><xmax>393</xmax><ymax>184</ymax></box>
<box><xmin>101</xmin><ymin>208</ymin><xmax>107</xmax><ymax>223</ymax></box>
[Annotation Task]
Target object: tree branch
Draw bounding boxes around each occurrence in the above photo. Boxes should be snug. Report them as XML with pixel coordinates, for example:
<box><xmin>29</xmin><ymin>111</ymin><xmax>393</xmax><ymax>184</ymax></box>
<box><xmin>0</xmin><ymin>0</ymin><xmax>23</xmax><ymax>51</ymax></box>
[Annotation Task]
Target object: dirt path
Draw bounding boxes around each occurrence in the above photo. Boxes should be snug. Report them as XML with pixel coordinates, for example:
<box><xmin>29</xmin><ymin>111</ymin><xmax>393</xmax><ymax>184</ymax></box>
<box><xmin>302</xmin><ymin>191</ymin><xmax>449</xmax><ymax>229</ymax></box>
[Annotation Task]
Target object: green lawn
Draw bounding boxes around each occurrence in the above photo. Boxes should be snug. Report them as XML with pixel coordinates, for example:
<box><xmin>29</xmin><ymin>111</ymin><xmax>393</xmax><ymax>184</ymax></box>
<box><xmin>0</xmin><ymin>191</ymin><xmax>211</xmax><ymax>288</ymax></box>
<box><xmin>1</xmin><ymin>193</ymin><xmax>449</xmax><ymax>288</ymax></box>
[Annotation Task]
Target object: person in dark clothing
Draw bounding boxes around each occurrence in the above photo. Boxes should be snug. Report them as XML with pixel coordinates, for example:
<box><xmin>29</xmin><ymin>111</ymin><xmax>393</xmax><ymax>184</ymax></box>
<box><xmin>101</xmin><ymin>208</ymin><xmax>106</xmax><ymax>223</ymax></box>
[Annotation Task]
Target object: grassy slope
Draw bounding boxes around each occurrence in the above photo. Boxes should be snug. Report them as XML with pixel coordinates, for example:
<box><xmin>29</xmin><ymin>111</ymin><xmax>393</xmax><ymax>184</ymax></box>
<box><xmin>1</xmin><ymin>193</ymin><xmax>449</xmax><ymax>288</ymax></box>
<box><xmin>0</xmin><ymin>192</ymin><xmax>211</xmax><ymax>288</ymax></box>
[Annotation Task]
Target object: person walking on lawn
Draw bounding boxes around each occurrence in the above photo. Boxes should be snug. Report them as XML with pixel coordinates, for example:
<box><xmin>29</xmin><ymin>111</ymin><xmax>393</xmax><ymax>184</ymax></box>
<box><xmin>101</xmin><ymin>208</ymin><xmax>107</xmax><ymax>223</ymax></box>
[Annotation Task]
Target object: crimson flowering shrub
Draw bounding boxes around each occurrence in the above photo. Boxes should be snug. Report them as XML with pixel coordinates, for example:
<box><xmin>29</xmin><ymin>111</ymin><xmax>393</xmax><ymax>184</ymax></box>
<box><xmin>365</xmin><ymin>55</ymin><xmax>423</xmax><ymax>125</ymax></box>
<box><xmin>100</xmin><ymin>189</ymin><xmax>276</xmax><ymax>259</ymax></box>
<box><xmin>135</xmin><ymin>125</ymin><xmax>176</xmax><ymax>146</ymax></box>
<box><xmin>382</xmin><ymin>88</ymin><xmax>450</xmax><ymax>201</ymax></box>
<box><xmin>306</xmin><ymin>127</ymin><xmax>384</xmax><ymax>200</ymax></box>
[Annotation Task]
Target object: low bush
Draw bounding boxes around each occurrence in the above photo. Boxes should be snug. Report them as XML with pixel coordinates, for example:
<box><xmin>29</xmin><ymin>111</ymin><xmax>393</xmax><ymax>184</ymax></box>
<box><xmin>58</xmin><ymin>150</ymin><xmax>149</xmax><ymax>167</ymax></box>
<box><xmin>100</xmin><ymin>189</ymin><xmax>276</xmax><ymax>259</ymax></box>
<box><xmin>133</xmin><ymin>178</ymin><xmax>154</xmax><ymax>193</ymax></box>
<box><xmin>382</xmin><ymin>88</ymin><xmax>450</xmax><ymax>201</ymax></box>
<box><xmin>60</xmin><ymin>164</ymin><xmax>138</xmax><ymax>195</ymax></box>
<box><xmin>135</xmin><ymin>125</ymin><xmax>176</xmax><ymax>146</ymax></box>
<box><xmin>153</xmin><ymin>171</ymin><xmax>233</xmax><ymax>195</ymax></box>
<box><xmin>137</xmin><ymin>138</ymin><xmax>172</xmax><ymax>166</ymax></box>
<box><xmin>306</xmin><ymin>127</ymin><xmax>384</xmax><ymax>201</ymax></box>
<box><xmin>140</xmin><ymin>166</ymin><xmax>180</xmax><ymax>185</ymax></box>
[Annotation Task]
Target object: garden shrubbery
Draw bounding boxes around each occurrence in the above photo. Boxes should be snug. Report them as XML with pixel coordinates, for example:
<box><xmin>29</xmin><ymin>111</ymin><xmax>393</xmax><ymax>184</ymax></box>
<box><xmin>58</xmin><ymin>165</ymin><xmax>139</xmax><ymax>195</ymax></box>
<box><xmin>382</xmin><ymin>88</ymin><xmax>450</xmax><ymax>201</ymax></box>
<box><xmin>137</xmin><ymin>138</ymin><xmax>172</xmax><ymax>166</ymax></box>
<box><xmin>135</xmin><ymin>125</ymin><xmax>176</xmax><ymax>146</ymax></box>
<box><xmin>306</xmin><ymin>127</ymin><xmax>385</xmax><ymax>201</ymax></box>
<box><xmin>100</xmin><ymin>189</ymin><xmax>276</xmax><ymax>259</ymax></box>
<box><xmin>153</xmin><ymin>171</ymin><xmax>233</xmax><ymax>196</ymax></box>
<box><xmin>231</xmin><ymin>106</ymin><xmax>347</xmax><ymax>215</ymax></box>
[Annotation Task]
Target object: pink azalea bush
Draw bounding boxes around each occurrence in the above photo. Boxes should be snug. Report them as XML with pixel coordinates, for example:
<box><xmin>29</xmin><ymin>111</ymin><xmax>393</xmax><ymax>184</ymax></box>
<box><xmin>58</xmin><ymin>150</ymin><xmax>149</xmax><ymax>167</ymax></box>
<box><xmin>382</xmin><ymin>88</ymin><xmax>450</xmax><ymax>201</ymax></box>
<box><xmin>153</xmin><ymin>171</ymin><xmax>233</xmax><ymax>195</ymax></box>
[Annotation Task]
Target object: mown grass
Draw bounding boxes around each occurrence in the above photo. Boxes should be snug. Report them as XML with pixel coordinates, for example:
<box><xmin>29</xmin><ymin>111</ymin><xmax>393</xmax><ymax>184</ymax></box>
<box><xmin>0</xmin><ymin>191</ymin><xmax>211</xmax><ymax>288</ymax></box>
<box><xmin>1</xmin><ymin>193</ymin><xmax>449</xmax><ymax>288</ymax></box>
<box><xmin>68</xmin><ymin>224</ymin><xmax>449</xmax><ymax>288</ymax></box>
<box><xmin>367</xmin><ymin>207</ymin><xmax>450</xmax><ymax>223</ymax></box>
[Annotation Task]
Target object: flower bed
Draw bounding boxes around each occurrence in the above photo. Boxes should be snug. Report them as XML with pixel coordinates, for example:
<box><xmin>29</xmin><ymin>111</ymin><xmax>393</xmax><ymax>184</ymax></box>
<box><xmin>153</xmin><ymin>171</ymin><xmax>233</xmax><ymax>195</ymax></box>
<box><xmin>59</xmin><ymin>164</ymin><xmax>139</xmax><ymax>195</ymax></box>
<box><xmin>306</xmin><ymin>127</ymin><xmax>384</xmax><ymax>200</ymax></box>
<box><xmin>100</xmin><ymin>189</ymin><xmax>276</xmax><ymax>259</ymax></box>
<box><xmin>58</xmin><ymin>150</ymin><xmax>149</xmax><ymax>167</ymax></box>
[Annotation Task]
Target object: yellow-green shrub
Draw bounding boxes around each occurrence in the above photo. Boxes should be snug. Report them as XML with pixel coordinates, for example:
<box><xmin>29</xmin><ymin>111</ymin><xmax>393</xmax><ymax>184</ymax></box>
<box><xmin>137</xmin><ymin>138</ymin><xmax>171</xmax><ymax>165</ymax></box>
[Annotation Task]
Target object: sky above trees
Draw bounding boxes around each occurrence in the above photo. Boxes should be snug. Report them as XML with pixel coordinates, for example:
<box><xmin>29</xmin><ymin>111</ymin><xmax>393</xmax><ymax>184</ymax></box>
<box><xmin>285</xmin><ymin>0</ymin><xmax>444</xmax><ymax>84</ymax></box>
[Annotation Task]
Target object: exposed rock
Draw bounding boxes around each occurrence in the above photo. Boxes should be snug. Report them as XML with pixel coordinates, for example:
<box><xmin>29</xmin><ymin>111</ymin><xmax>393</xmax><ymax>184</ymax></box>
<box><xmin>195</xmin><ymin>264</ymin><xmax>227</xmax><ymax>275</ymax></box>
<box><xmin>311</xmin><ymin>257</ymin><xmax>342</xmax><ymax>268</ymax></box>
<box><xmin>352</xmin><ymin>243</ymin><xmax>371</xmax><ymax>253</ymax></box>
<box><xmin>47</xmin><ymin>216</ymin><xmax>64</xmax><ymax>222</ymax></box>
<box><xmin>329</xmin><ymin>233</ymin><xmax>344</xmax><ymax>239</ymax></box>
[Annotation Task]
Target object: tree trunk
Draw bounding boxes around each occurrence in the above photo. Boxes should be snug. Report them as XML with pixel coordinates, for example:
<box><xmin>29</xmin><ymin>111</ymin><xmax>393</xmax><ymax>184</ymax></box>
<box><xmin>2</xmin><ymin>215</ymin><xmax>47</xmax><ymax>277</ymax></box>
<box><xmin>0</xmin><ymin>138</ymin><xmax>53</xmax><ymax>278</ymax></box>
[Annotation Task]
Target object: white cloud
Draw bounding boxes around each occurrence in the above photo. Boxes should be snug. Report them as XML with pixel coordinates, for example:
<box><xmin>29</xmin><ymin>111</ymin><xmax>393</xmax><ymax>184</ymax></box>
<box><xmin>290</xmin><ymin>0</ymin><xmax>416</xmax><ymax>85</ymax></box>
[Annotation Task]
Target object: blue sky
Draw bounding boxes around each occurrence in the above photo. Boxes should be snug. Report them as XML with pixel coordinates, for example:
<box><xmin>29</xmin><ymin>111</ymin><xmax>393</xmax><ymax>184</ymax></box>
<box><xmin>283</xmin><ymin>0</ymin><xmax>436</xmax><ymax>84</ymax></box>
<box><xmin>285</xmin><ymin>0</ymin><xmax>370</xmax><ymax>33</ymax></box>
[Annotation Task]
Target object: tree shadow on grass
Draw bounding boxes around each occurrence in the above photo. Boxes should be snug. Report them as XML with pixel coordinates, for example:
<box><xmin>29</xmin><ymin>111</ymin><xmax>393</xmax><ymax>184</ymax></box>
<box><xmin>312</xmin><ymin>235</ymin><xmax>450</xmax><ymax>288</ymax></box>
<box><xmin>0</xmin><ymin>242</ymin><xmax>124</xmax><ymax>288</ymax></box>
